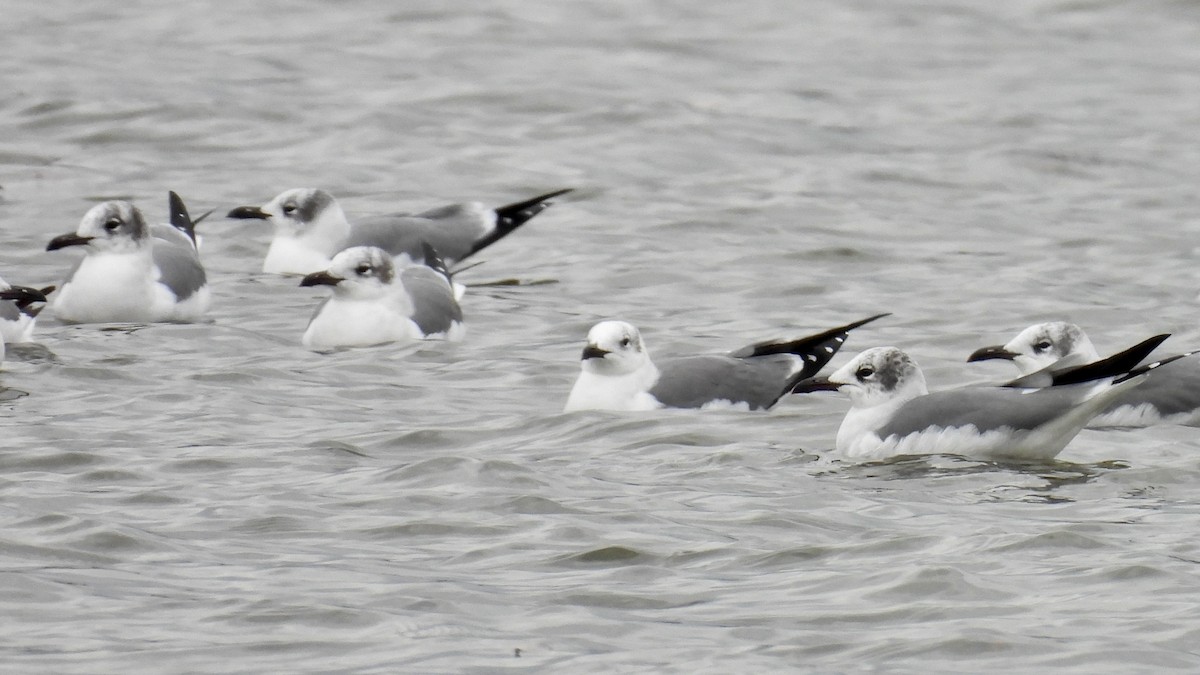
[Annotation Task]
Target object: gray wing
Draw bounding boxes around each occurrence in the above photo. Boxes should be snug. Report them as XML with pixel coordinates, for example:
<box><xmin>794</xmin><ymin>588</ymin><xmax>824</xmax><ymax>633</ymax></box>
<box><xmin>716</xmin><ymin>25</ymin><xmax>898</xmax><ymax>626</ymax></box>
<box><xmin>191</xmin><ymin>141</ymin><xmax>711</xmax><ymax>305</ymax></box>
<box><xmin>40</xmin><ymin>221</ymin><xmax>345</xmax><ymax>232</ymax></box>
<box><xmin>349</xmin><ymin>207</ymin><xmax>487</xmax><ymax>263</ymax></box>
<box><xmin>400</xmin><ymin>266</ymin><xmax>462</xmax><ymax>336</ymax></box>
<box><xmin>650</xmin><ymin>354</ymin><xmax>797</xmax><ymax>410</ymax></box>
<box><xmin>877</xmin><ymin>386</ymin><xmax>1092</xmax><ymax>439</ymax></box>
<box><xmin>1124</xmin><ymin>356</ymin><xmax>1200</xmax><ymax>417</ymax></box>
<box><xmin>152</xmin><ymin>243</ymin><xmax>206</xmax><ymax>300</ymax></box>
<box><xmin>151</xmin><ymin>223</ymin><xmax>198</xmax><ymax>250</ymax></box>
<box><xmin>0</xmin><ymin>301</ymin><xmax>19</xmax><ymax>322</ymax></box>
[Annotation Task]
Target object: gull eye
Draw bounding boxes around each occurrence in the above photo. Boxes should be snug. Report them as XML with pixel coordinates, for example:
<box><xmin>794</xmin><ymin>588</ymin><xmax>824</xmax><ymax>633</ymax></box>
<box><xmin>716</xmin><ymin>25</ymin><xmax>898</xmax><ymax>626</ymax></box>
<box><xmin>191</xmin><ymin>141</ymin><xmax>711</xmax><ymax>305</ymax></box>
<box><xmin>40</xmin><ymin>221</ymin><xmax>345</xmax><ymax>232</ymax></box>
<box><xmin>1034</xmin><ymin>340</ymin><xmax>1052</xmax><ymax>352</ymax></box>
<box><xmin>855</xmin><ymin>366</ymin><xmax>875</xmax><ymax>381</ymax></box>
<box><xmin>354</xmin><ymin>263</ymin><xmax>372</xmax><ymax>276</ymax></box>
<box><xmin>103</xmin><ymin>218</ymin><xmax>123</xmax><ymax>232</ymax></box>
<box><xmin>619</xmin><ymin>336</ymin><xmax>631</xmax><ymax>348</ymax></box>
<box><xmin>282</xmin><ymin>203</ymin><xmax>297</xmax><ymax>215</ymax></box>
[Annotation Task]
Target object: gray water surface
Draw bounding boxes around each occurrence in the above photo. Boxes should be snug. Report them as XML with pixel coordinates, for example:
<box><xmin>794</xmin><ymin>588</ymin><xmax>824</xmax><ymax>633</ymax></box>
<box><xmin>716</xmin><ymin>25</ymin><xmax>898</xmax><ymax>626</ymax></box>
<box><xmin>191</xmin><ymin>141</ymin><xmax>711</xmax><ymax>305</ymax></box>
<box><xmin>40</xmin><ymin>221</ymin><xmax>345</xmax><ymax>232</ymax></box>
<box><xmin>3</xmin><ymin>1</ymin><xmax>1200</xmax><ymax>672</ymax></box>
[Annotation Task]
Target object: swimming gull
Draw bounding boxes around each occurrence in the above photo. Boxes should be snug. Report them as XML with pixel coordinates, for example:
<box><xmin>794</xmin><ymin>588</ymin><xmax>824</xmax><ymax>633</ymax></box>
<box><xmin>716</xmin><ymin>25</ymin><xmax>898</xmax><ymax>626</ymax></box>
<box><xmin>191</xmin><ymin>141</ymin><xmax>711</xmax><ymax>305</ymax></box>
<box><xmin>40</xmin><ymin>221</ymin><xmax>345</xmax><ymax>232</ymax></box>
<box><xmin>969</xmin><ymin>321</ymin><xmax>1200</xmax><ymax>427</ymax></box>
<box><xmin>228</xmin><ymin>187</ymin><xmax>572</xmax><ymax>275</ymax></box>
<box><xmin>299</xmin><ymin>243</ymin><xmax>464</xmax><ymax>349</ymax></box>
<box><xmin>46</xmin><ymin>197</ymin><xmax>211</xmax><ymax>323</ymax></box>
<box><xmin>795</xmin><ymin>335</ymin><xmax>1178</xmax><ymax>461</ymax></box>
<box><xmin>564</xmin><ymin>314</ymin><xmax>889</xmax><ymax>412</ymax></box>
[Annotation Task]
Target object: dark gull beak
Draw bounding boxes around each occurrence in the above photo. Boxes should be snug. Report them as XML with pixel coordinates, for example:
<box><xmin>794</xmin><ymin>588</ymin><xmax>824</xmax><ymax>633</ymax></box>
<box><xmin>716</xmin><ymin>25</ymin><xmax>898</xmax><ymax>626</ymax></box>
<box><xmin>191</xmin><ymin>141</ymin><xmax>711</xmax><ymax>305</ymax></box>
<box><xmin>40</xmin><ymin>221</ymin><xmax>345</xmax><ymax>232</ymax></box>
<box><xmin>791</xmin><ymin>376</ymin><xmax>842</xmax><ymax>394</ymax></box>
<box><xmin>46</xmin><ymin>233</ymin><xmax>94</xmax><ymax>251</ymax></box>
<box><xmin>227</xmin><ymin>205</ymin><xmax>271</xmax><ymax>220</ymax></box>
<box><xmin>581</xmin><ymin>345</ymin><xmax>609</xmax><ymax>360</ymax></box>
<box><xmin>967</xmin><ymin>345</ymin><xmax>1019</xmax><ymax>362</ymax></box>
<box><xmin>300</xmin><ymin>271</ymin><xmax>344</xmax><ymax>287</ymax></box>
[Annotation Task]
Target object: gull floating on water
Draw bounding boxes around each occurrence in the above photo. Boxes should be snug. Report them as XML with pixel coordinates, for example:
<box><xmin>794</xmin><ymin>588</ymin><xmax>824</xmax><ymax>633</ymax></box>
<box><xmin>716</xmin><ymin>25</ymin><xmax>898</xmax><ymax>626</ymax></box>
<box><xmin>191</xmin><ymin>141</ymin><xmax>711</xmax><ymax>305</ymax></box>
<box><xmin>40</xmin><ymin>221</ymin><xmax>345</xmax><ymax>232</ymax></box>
<box><xmin>228</xmin><ymin>187</ymin><xmax>572</xmax><ymax>275</ymax></box>
<box><xmin>0</xmin><ymin>275</ymin><xmax>54</xmax><ymax>344</ymax></box>
<box><xmin>299</xmin><ymin>244</ymin><xmax>464</xmax><ymax>350</ymax></box>
<box><xmin>46</xmin><ymin>195</ymin><xmax>210</xmax><ymax>324</ymax></box>
<box><xmin>968</xmin><ymin>321</ymin><xmax>1200</xmax><ymax>427</ymax></box>
<box><xmin>564</xmin><ymin>314</ymin><xmax>889</xmax><ymax>412</ymax></box>
<box><xmin>796</xmin><ymin>335</ymin><xmax>1179</xmax><ymax>461</ymax></box>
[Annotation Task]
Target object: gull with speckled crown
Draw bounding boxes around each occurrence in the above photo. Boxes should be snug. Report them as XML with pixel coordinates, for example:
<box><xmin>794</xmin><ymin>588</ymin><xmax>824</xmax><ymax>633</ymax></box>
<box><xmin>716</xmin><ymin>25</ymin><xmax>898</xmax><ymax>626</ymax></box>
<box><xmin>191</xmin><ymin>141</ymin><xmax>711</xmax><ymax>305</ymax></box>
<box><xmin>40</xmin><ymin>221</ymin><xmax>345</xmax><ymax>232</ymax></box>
<box><xmin>299</xmin><ymin>244</ymin><xmax>464</xmax><ymax>350</ymax></box>
<box><xmin>46</xmin><ymin>196</ymin><xmax>210</xmax><ymax>324</ymax></box>
<box><xmin>228</xmin><ymin>187</ymin><xmax>571</xmax><ymax>275</ymax></box>
<box><xmin>969</xmin><ymin>321</ymin><xmax>1200</xmax><ymax>427</ymax></box>
<box><xmin>564</xmin><ymin>314</ymin><xmax>888</xmax><ymax>412</ymax></box>
<box><xmin>796</xmin><ymin>336</ymin><xmax>1180</xmax><ymax>461</ymax></box>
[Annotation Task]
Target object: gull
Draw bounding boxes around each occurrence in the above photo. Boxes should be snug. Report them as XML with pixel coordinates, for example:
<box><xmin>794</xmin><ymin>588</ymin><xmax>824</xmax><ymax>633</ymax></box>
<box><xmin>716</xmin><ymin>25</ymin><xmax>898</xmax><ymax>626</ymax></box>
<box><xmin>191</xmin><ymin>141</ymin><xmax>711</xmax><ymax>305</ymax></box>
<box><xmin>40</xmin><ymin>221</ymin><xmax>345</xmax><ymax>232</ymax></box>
<box><xmin>0</xmin><ymin>286</ymin><xmax>48</xmax><ymax>366</ymax></box>
<box><xmin>0</xmin><ymin>276</ymin><xmax>54</xmax><ymax>344</ymax></box>
<box><xmin>299</xmin><ymin>244</ymin><xmax>464</xmax><ymax>349</ymax></box>
<box><xmin>228</xmin><ymin>187</ymin><xmax>572</xmax><ymax>275</ymax></box>
<box><xmin>46</xmin><ymin>196</ymin><xmax>210</xmax><ymax>324</ymax></box>
<box><xmin>969</xmin><ymin>321</ymin><xmax>1200</xmax><ymax>427</ymax></box>
<box><xmin>564</xmin><ymin>314</ymin><xmax>889</xmax><ymax>412</ymax></box>
<box><xmin>795</xmin><ymin>335</ymin><xmax>1177</xmax><ymax>461</ymax></box>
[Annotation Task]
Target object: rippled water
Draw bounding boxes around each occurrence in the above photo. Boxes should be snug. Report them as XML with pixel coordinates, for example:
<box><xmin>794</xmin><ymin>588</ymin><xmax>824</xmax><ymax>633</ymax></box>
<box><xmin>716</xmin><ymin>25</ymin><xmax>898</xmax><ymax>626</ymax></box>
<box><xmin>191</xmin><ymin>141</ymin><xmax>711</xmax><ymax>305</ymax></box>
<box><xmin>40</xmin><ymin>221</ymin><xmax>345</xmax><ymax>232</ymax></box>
<box><xmin>3</xmin><ymin>0</ymin><xmax>1200</xmax><ymax>671</ymax></box>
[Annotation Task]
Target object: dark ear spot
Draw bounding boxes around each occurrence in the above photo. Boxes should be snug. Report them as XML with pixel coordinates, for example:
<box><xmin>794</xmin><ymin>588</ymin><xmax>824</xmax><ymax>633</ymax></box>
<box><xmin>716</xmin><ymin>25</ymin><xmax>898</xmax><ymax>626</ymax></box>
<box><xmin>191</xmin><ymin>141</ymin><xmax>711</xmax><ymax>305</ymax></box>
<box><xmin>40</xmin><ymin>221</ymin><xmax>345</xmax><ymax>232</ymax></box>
<box><xmin>295</xmin><ymin>191</ymin><xmax>334</xmax><ymax>222</ymax></box>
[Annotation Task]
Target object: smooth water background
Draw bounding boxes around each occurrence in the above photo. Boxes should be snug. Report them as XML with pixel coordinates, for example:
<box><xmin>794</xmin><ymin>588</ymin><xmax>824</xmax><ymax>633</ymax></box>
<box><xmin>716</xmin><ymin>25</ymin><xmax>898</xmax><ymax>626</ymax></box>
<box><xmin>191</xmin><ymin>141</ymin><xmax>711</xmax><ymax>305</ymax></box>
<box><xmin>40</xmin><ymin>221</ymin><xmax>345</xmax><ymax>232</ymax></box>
<box><xmin>2</xmin><ymin>0</ymin><xmax>1200</xmax><ymax>671</ymax></box>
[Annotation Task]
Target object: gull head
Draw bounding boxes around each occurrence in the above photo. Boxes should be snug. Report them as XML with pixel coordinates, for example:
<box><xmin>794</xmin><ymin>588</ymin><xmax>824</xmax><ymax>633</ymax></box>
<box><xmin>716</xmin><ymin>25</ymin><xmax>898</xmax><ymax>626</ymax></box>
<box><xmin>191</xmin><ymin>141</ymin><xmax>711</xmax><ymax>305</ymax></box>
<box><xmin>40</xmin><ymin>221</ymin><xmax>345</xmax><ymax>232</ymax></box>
<box><xmin>229</xmin><ymin>188</ymin><xmax>345</xmax><ymax>238</ymax></box>
<box><xmin>970</xmin><ymin>321</ymin><xmax>1100</xmax><ymax>375</ymax></box>
<box><xmin>828</xmin><ymin>346</ymin><xmax>928</xmax><ymax>408</ymax></box>
<box><xmin>47</xmin><ymin>201</ymin><xmax>149</xmax><ymax>254</ymax></box>
<box><xmin>579</xmin><ymin>320</ymin><xmax>651</xmax><ymax>376</ymax></box>
<box><xmin>300</xmin><ymin>246</ymin><xmax>395</xmax><ymax>300</ymax></box>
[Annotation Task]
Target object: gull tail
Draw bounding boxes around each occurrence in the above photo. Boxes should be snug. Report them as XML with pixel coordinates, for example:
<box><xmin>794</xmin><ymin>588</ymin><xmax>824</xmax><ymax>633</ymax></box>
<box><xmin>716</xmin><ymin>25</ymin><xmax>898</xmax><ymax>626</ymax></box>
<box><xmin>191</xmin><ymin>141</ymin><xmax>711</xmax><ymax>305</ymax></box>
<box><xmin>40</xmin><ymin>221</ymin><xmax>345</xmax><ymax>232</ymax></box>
<box><xmin>168</xmin><ymin>191</ymin><xmax>200</xmax><ymax>246</ymax></box>
<box><xmin>466</xmin><ymin>188</ymin><xmax>573</xmax><ymax>257</ymax></box>
<box><xmin>727</xmin><ymin>313</ymin><xmax>890</xmax><ymax>389</ymax></box>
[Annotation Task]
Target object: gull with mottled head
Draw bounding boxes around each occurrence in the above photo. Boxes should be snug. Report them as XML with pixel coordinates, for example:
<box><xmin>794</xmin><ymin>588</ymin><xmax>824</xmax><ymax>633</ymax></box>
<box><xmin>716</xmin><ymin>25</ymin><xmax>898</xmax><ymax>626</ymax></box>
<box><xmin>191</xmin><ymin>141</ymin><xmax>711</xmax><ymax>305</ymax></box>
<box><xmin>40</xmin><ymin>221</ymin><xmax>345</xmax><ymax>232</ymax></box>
<box><xmin>228</xmin><ymin>187</ymin><xmax>571</xmax><ymax>275</ymax></box>
<box><xmin>299</xmin><ymin>244</ymin><xmax>464</xmax><ymax>350</ymax></box>
<box><xmin>797</xmin><ymin>336</ymin><xmax>1176</xmax><ymax>461</ymax></box>
<box><xmin>969</xmin><ymin>321</ymin><xmax>1200</xmax><ymax>427</ymax></box>
<box><xmin>46</xmin><ymin>196</ymin><xmax>210</xmax><ymax>324</ymax></box>
<box><xmin>564</xmin><ymin>314</ymin><xmax>888</xmax><ymax>412</ymax></box>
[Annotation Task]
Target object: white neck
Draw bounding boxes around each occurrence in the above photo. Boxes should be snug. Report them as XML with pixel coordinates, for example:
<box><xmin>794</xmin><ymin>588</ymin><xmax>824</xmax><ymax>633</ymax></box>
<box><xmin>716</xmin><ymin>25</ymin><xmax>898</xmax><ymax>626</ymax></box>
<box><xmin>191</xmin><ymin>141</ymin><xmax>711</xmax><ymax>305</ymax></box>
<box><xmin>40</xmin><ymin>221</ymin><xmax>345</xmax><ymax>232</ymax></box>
<box><xmin>564</xmin><ymin>363</ymin><xmax>661</xmax><ymax>412</ymax></box>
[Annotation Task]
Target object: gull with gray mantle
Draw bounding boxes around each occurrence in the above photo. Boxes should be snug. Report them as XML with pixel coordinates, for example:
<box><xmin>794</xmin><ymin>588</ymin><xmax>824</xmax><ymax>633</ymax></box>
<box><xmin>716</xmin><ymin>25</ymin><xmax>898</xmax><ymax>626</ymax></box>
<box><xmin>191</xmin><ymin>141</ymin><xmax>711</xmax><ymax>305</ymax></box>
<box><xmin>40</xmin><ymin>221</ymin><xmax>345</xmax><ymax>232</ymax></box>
<box><xmin>795</xmin><ymin>335</ymin><xmax>1181</xmax><ymax>461</ymax></box>
<box><xmin>46</xmin><ymin>194</ymin><xmax>210</xmax><ymax>323</ymax></box>
<box><xmin>228</xmin><ymin>187</ymin><xmax>572</xmax><ymax>275</ymax></box>
<box><xmin>299</xmin><ymin>244</ymin><xmax>464</xmax><ymax>350</ymax></box>
<box><xmin>564</xmin><ymin>314</ymin><xmax>888</xmax><ymax>412</ymax></box>
<box><xmin>0</xmin><ymin>286</ymin><xmax>48</xmax><ymax>367</ymax></box>
<box><xmin>968</xmin><ymin>321</ymin><xmax>1200</xmax><ymax>427</ymax></box>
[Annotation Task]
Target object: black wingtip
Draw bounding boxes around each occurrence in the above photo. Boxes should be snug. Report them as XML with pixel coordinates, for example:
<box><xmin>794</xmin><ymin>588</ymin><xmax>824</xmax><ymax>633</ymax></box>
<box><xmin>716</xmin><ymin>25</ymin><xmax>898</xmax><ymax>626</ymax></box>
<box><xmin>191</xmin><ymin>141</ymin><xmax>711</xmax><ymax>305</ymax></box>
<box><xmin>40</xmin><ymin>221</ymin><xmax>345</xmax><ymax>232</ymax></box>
<box><xmin>0</xmin><ymin>285</ymin><xmax>48</xmax><ymax>304</ymax></box>
<box><xmin>14</xmin><ymin>285</ymin><xmax>55</xmax><ymax>313</ymax></box>
<box><xmin>1039</xmin><ymin>333</ymin><xmax>1170</xmax><ymax>387</ymax></box>
<box><xmin>1112</xmin><ymin>348</ymin><xmax>1196</xmax><ymax>384</ymax></box>
<box><xmin>168</xmin><ymin>191</ymin><xmax>198</xmax><ymax>245</ymax></box>
<box><xmin>735</xmin><ymin>313</ymin><xmax>891</xmax><ymax>360</ymax></box>
<box><xmin>465</xmin><ymin>188</ymin><xmax>574</xmax><ymax>258</ymax></box>
<box><xmin>420</xmin><ymin>242</ymin><xmax>453</xmax><ymax>283</ymax></box>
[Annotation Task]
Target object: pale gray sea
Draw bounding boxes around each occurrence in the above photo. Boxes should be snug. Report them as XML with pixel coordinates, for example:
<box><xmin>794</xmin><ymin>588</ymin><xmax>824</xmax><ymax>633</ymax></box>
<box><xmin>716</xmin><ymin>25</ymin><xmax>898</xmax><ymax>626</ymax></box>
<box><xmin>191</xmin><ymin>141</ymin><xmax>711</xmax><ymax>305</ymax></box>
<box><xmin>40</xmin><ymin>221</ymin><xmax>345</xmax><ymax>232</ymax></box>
<box><xmin>2</xmin><ymin>1</ymin><xmax>1200</xmax><ymax>672</ymax></box>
